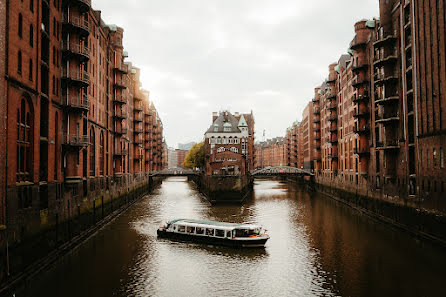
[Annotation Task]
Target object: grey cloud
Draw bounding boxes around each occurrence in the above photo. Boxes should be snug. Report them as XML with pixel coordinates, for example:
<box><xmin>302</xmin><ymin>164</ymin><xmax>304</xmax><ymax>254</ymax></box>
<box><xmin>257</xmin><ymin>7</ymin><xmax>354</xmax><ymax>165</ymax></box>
<box><xmin>94</xmin><ymin>0</ymin><xmax>378</xmax><ymax>146</ymax></box>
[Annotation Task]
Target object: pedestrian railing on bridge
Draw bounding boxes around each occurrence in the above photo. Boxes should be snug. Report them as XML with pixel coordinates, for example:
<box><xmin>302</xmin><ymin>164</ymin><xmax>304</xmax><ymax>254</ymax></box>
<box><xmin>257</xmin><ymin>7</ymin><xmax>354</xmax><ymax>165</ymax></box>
<box><xmin>250</xmin><ymin>166</ymin><xmax>314</xmax><ymax>177</ymax></box>
<box><xmin>151</xmin><ymin>168</ymin><xmax>199</xmax><ymax>176</ymax></box>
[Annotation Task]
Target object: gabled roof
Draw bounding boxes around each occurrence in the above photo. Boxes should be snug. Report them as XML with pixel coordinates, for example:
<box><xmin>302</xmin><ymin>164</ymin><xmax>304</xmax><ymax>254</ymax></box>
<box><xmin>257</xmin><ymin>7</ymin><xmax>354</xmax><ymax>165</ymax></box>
<box><xmin>238</xmin><ymin>115</ymin><xmax>248</xmax><ymax>127</ymax></box>
<box><xmin>206</xmin><ymin>111</ymin><xmax>241</xmax><ymax>133</ymax></box>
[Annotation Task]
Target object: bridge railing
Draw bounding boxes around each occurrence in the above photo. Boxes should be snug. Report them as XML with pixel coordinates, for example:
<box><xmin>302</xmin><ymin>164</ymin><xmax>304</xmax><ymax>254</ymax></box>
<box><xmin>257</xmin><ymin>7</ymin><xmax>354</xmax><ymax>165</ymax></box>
<box><xmin>251</xmin><ymin>166</ymin><xmax>314</xmax><ymax>176</ymax></box>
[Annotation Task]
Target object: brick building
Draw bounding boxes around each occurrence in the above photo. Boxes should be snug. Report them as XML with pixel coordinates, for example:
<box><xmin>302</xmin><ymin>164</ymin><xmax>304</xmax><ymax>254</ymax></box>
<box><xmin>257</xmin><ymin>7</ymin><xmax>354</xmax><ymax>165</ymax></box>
<box><xmin>287</xmin><ymin>0</ymin><xmax>446</xmax><ymax>213</ymax></box>
<box><xmin>176</xmin><ymin>149</ymin><xmax>188</xmax><ymax>168</ymax></box>
<box><xmin>255</xmin><ymin>137</ymin><xmax>286</xmax><ymax>168</ymax></box>
<box><xmin>0</xmin><ymin>0</ymin><xmax>165</xmax><ymax>252</ymax></box>
<box><xmin>285</xmin><ymin>121</ymin><xmax>300</xmax><ymax>167</ymax></box>
<box><xmin>301</xmin><ymin>102</ymin><xmax>314</xmax><ymax>170</ymax></box>
<box><xmin>0</xmin><ymin>0</ymin><xmax>6</xmax><ymax>231</ymax></box>
<box><xmin>204</xmin><ymin>111</ymin><xmax>255</xmax><ymax>176</ymax></box>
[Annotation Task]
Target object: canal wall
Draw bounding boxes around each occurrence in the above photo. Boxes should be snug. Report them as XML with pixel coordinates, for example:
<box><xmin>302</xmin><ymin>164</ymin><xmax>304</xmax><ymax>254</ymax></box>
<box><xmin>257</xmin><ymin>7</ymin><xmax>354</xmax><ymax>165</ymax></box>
<box><xmin>0</xmin><ymin>175</ymin><xmax>162</xmax><ymax>294</ymax></box>
<box><xmin>189</xmin><ymin>175</ymin><xmax>253</xmax><ymax>204</ymax></box>
<box><xmin>312</xmin><ymin>179</ymin><xmax>446</xmax><ymax>247</ymax></box>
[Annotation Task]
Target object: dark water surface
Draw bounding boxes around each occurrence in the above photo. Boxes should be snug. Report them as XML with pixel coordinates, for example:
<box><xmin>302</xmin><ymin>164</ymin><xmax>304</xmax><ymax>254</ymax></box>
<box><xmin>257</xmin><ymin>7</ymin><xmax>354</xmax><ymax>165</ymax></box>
<box><xmin>13</xmin><ymin>177</ymin><xmax>446</xmax><ymax>297</ymax></box>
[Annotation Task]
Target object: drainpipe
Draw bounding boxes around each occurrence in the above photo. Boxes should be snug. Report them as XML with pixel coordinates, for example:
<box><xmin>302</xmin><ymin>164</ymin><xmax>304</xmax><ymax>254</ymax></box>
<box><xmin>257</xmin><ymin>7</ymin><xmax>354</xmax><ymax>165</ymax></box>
<box><xmin>5</xmin><ymin>0</ymin><xmax>10</xmax><ymax>277</ymax></box>
<box><xmin>411</xmin><ymin>0</ymin><xmax>420</xmax><ymax>199</ymax></box>
<box><xmin>399</xmin><ymin>5</ymin><xmax>408</xmax><ymax>180</ymax></box>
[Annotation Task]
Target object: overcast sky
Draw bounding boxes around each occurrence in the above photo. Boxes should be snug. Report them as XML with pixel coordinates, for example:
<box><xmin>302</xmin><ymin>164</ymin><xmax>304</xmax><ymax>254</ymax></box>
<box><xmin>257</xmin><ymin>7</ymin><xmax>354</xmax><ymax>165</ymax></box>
<box><xmin>94</xmin><ymin>0</ymin><xmax>379</xmax><ymax>148</ymax></box>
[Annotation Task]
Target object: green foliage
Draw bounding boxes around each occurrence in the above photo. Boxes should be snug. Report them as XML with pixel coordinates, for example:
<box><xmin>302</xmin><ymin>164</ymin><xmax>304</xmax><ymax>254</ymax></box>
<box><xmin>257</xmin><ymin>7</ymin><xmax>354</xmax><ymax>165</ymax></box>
<box><xmin>182</xmin><ymin>142</ymin><xmax>205</xmax><ymax>169</ymax></box>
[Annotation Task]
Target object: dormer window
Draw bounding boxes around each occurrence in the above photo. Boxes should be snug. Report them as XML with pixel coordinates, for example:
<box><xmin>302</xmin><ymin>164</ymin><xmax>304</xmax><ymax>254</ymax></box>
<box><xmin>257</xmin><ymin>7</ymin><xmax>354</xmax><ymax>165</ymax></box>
<box><xmin>223</xmin><ymin>122</ymin><xmax>231</xmax><ymax>132</ymax></box>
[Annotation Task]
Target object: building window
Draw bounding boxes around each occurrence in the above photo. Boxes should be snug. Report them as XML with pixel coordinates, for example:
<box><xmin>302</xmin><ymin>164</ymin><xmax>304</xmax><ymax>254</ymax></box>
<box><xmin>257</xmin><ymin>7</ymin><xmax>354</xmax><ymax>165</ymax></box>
<box><xmin>100</xmin><ymin>132</ymin><xmax>105</xmax><ymax>175</ymax></box>
<box><xmin>90</xmin><ymin>128</ymin><xmax>96</xmax><ymax>176</ymax></box>
<box><xmin>18</xmin><ymin>13</ymin><xmax>22</xmax><ymax>38</ymax></box>
<box><xmin>16</xmin><ymin>98</ymin><xmax>33</xmax><ymax>182</ymax></box>
<box><xmin>420</xmin><ymin>149</ymin><xmax>423</xmax><ymax>168</ymax></box>
<box><xmin>18</xmin><ymin>51</ymin><xmax>22</xmax><ymax>74</ymax></box>
<box><xmin>441</xmin><ymin>147</ymin><xmax>444</xmax><ymax>168</ymax></box>
<box><xmin>29</xmin><ymin>24</ymin><xmax>33</xmax><ymax>47</ymax></box>
<box><xmin>29</xmin><ymin>58</ymin><xmax>33</xmax><ymax>81</ymax></box>
<box><xmin>433</xmin><ymin>149</ymin><xmax>437</xmax><ymax>168</ymax></box>
<box><xmin>426</xmin><ymin>149</ymin><xmax>429</xmax><ymax>168</ymax></box>
<box><xmin>30</xmin><ymin>0</ymin><xmax>34</xmax><ymax>12</ymax></box>
<box><xmin>53</xmin><ymin>47</ymin><xmax>56</xmax><ymax>65</ymax></box>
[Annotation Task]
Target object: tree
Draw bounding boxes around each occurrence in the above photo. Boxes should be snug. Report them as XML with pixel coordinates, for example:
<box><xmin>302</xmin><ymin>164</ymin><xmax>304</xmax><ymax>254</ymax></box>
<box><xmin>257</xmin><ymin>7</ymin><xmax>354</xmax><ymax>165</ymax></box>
<box><xmin>182</xmin><ymin>142</ymin><xmax>205</xmax><ymax>169</ymax></box>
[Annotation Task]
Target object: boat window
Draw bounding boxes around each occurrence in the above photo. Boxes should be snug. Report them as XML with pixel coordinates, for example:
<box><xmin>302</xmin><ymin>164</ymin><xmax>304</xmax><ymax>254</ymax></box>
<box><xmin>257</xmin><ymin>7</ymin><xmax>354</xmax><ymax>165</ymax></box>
<box><xmin>196</xmin><ymin>227</ymin><xmax>205</xmax><ymax>235</ymax></box>
<box><xmin>215</xmin><ymin>229</ymin><xmax>225</xmax><ymax>237</ymax></box>
<box><xmin>178</xmin><ymin>225</ymin><xmax>186</xmax><ymax>233</ymax></box>
<box><xmin>234</xmin><ymin>229</ymin><xmax>259</xmax><ymax>237</ymax></box>
<box><xmin>187</xmin><ymin>226</ymin><xmax>195</xmax><ymax>234</ymax></box>
<box><xmin>226</xmin><ymin>230</ymin><xmax>232</xmax><ymax>238</ymax></box>
<box><xmin>205</xmin><ymin>228</ymin><xmax>214</xmax><ymax>236</ymax></box>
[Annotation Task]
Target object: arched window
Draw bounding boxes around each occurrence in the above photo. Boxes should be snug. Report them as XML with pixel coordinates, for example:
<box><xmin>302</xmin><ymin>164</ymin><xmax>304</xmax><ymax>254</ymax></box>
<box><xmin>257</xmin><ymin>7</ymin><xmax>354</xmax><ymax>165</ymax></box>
<box><xmin>90</xmin><ymin>128</ymin><xmax>95</xmax><ymax>176</ymax></box>
<box><xmin>217</xmin><ymin>137</ymin><xmax>221</xmax><ymax>144</ymax></box>
<box><xmin>17</xmin><ymin>98</ymin><xmax>33</xmax><ymax>182</ymax></box>
<box><xmin>217</xmin><ymin>147</ymin><xmax>225</xmax><ymax>153</ymax></box>
<box><xmin>230</xmin><ymin>147</ymin><xmax>238</xmax><ymax>153</ymax></box>
<box><xmin>100</xmin><ymin>131</ymin><xmax>104</xmax><ymax>175</ymax></box>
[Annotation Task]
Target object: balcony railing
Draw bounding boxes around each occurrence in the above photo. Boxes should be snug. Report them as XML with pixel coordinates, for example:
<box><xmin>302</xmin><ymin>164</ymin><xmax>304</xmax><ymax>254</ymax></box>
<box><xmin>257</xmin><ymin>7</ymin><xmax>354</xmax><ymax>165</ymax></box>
<box><xmin>61</xmin><ymin>15</ymin><xmax>90</xmax><ymax>35</ymax></box>
<box><xmin>113</xmin><ymin>94</ymin><xmax>127</xmax><ymax>105</ymax></box>
<box><xmin>375</xmin><ymin>112</ymin><xmax>399</xmax><ymax>123</ymax></box>
<box><xmin>352</xmin><ymin>61</ymin><xmax>369</xmax><ymax>73</ymax></box>
<box><xmin>327</xmin><ymin>103</ymin><xmax>337</xmax><ymax>110</ymax></box>
<box><xmin>326</xmin><ymin>92</ymin><xmax>336</xmax><ymax>99</ymax></box>
<box><xmin>114</xmin><ymin>64</ymin><xmax>128</xmax><ymax>73</ymax></box>
<box><xmin>353</xmin><ymin>125</ymin><xmax>370</xmax><ymax>134</ymax></box>
<box><xmin>374</xmin><ymin>52</ymin><xmax>398</xmax><ymax>67</ymax></box>
<box><xmin>114</xmin><ymin>77</ymin><xmax>128</xmax><ymax>89</ymax></box>
<box><xmin>328</xmin><ymin>114</ymin><xmax>338</xmax><ymax>122</ymax></box>
<box><xmin>375</xmin><ymin>94</ymin><xmax>399</xmax><ymax>105</ymax></box>
<box><xmin>353</xmin><ymin>91</ymin><xmax>369</xmax><ymax>103</ymax></box>
<box><xmin>350</xmin><ymin>35</ymin><xmax>368</xmax><ymax>50</ymax></box>
<box><xmin>352</xmin><ymin>76</ymin><xmax>368</xmax><ymax>88</ymax></box>
<box><xmin>353</xmin><ymin>109</ymin><xmax>369</xmax><ymax>118</ymax></box>
<box><xmin>71</xmin><ymin>0</ymin><xmax>91</xmax><ymax>12</ymax></box>
<box><xmin>61</xmin><ymin>94</ymin><xmax>90</xmax><ymax>111</ymax></box>
<box><xmin>62</xmin><ymin>134</ymin><xmax>89</xmax><ymax>147</ymax></box>
<box><xmin>134</xmin><ymin>114</ymin><xmax>143</xmax><ymax>122</ymax></box>
<box><xmin>61</xmin><ymin>42</ymin><xmax>90</xmax><ymax>60</ymax></box>
<box><xmin>61</xmin><ymin>68</ymin><xmax>90</xmax><ymax>86</ymax></box>
<box><xmin>113</xmin><ymin>109</ymin><xmax>127</xmax><ymax>120</ymax></box>
<box><xmin>376</xmin><ymin>140</ymin><xmax>399</xmax><ymax>150</ymax></box>
<box><xmin>374</xmin><ymin>72</ymin><xmax>398</xmax><ymax>86</ymax></box>
<box><xmin>134</xmin><ymin>127</ymin><xmax>143</xmax><ymax>134</ymax></box>
<box><xmin>373</xmin><ymin>34</ymin><xmax>397</xmax><ymax>47</ymax></box>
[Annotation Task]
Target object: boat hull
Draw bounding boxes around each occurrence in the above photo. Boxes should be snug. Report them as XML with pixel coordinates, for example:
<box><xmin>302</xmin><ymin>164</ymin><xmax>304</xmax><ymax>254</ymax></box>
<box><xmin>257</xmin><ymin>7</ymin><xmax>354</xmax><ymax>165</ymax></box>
<box><xmin>157</xmin><ymin>230</ymin><xmax>268</xmax><ymax>248</ymax></box>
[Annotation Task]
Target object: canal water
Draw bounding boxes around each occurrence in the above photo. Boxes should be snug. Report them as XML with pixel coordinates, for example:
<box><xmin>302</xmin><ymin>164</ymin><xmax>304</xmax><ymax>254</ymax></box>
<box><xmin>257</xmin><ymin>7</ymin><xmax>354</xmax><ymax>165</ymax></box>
<box><xmin>13</xmin><ymin>177</ymin><xmax>446</xmax><ymax>297</ymax></box>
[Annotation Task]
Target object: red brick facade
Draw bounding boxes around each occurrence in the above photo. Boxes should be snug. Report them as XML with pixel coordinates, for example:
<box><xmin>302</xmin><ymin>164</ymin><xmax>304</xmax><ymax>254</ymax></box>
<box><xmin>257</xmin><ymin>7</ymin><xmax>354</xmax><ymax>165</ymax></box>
<box><xmin>285</xmin><ymin>1</ymin><xmax>446</xmax><ymax>213</ymax></box>
<box><xmin>0</xmin><ymin>0</ymin><xmax>165</xmax><ymax>247</ymax></box>
<box><xmin>255</xmin><ymin>137</ymin><xmax>286</xmax><ymax>168</ymax></box>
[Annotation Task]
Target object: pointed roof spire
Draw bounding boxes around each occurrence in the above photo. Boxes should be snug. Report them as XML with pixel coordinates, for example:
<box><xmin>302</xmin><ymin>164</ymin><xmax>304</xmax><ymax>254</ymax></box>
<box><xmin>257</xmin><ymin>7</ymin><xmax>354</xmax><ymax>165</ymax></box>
<box><xmin>238</xmin><ymin>115</ymin><xmax>248</xmax><ymax>127</ymax></box>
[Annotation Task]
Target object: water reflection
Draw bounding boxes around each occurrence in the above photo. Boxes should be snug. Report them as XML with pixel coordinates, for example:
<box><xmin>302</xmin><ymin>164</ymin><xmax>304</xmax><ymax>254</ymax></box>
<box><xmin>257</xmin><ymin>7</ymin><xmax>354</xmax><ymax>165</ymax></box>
<box><xmin>12</xmin><ymin>177</ymin><xmax>446</xmax><ymax>297</ymax></box>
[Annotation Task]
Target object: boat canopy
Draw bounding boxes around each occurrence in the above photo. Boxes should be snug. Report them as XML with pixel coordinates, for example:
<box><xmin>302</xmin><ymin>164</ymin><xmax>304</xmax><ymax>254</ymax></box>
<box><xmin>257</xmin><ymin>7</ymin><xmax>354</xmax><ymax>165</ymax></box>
<box><xmin>167</xmin><ymin>219</ymin><xmax>260</xmax><ymax>231</ymax></box>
